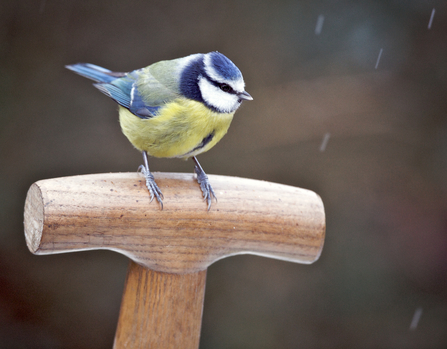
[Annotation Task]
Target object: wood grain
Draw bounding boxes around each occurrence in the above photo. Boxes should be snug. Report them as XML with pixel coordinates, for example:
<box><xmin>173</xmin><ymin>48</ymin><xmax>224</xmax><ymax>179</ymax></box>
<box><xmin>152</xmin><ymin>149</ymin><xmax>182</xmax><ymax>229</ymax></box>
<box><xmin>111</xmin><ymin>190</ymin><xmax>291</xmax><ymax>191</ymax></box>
<box><xmin>24</xmin><ymin>172</ymin><xmax>325</xmax><ymax>273</ymax></box>
<box><xmin>113</xmin><ymin>261</ymin><xmax>206</xmax><ymax>349</ymax></box>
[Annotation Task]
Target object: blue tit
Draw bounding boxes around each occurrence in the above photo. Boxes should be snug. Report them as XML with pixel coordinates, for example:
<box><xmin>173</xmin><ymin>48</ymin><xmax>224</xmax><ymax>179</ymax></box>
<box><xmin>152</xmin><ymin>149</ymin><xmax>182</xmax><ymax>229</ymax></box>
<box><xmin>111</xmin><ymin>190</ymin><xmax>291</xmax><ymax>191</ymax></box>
<box><xmin>66</xmin><ymin>52</ymin><xmax>252</xmax><ymax>209</ymax></box>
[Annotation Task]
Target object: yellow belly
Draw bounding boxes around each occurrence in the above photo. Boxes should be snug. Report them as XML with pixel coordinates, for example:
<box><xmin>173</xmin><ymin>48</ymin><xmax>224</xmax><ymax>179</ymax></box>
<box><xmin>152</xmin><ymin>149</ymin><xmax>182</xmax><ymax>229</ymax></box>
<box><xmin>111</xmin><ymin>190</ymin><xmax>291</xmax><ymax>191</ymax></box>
<box><xmin>118</xmin><ymin>98</ymin><xmax>235</xmax><ymax>159</ymax></box>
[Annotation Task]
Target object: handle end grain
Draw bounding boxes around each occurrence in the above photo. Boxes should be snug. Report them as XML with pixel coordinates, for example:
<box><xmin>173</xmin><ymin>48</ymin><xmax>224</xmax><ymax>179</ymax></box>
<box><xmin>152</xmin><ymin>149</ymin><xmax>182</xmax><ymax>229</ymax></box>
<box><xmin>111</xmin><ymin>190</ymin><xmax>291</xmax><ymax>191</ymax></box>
<box><xmin>24</xmin><ymin>183</ymin><xmax>44</xmax><ymax>254</ymax></box>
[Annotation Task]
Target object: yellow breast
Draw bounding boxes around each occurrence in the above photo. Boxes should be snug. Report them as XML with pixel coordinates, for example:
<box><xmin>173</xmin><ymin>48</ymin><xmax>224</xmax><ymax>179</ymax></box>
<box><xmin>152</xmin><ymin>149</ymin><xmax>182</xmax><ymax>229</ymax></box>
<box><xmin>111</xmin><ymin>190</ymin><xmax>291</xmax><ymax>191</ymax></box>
<box><xmin>118</xmin><ymin>98</ymin><xmax>235</xmax><ymax>159</ymax></box>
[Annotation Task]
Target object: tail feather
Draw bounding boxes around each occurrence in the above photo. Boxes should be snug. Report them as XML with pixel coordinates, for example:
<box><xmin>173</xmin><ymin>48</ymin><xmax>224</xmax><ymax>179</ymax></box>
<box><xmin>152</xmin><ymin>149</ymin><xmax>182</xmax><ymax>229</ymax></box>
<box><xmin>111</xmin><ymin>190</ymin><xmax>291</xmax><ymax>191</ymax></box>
<box><xmin>65</xmin><ymin>63</ymin><xmax>125</xmax><ymax>83</ymax></box>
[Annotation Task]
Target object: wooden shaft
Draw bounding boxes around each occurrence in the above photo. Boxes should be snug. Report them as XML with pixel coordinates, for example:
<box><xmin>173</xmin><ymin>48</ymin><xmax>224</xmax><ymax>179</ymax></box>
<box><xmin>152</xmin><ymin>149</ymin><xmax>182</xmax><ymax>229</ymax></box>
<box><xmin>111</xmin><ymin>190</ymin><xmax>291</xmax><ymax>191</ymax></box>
<box><xmin>113</xmin><ymin>261</ymin><xmax>206</xmax><ymax>349</ymax></box>
<box><xmin>24</xmin><ymin>172</ymin><xmax>325</xmax><ymax>273</ymax></box>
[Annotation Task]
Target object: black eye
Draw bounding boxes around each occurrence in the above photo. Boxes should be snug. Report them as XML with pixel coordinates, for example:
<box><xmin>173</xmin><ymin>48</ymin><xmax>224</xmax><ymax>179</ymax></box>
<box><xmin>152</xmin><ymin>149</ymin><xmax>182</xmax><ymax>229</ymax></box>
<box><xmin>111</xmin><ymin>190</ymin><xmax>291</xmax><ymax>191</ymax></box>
<box><xmin>219</xmin><ymin>83</ymin><xmax>232</xmax><ymax>93</ymax></box>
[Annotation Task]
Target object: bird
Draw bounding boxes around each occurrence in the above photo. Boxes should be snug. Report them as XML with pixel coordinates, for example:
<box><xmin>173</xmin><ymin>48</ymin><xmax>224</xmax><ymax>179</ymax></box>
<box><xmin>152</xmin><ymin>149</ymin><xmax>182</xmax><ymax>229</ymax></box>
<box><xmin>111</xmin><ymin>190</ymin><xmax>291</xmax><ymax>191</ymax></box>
<box><xmin>66</xmin><ymin>52</ymin><xmax>252</xmax><ymax>209</ymax></box>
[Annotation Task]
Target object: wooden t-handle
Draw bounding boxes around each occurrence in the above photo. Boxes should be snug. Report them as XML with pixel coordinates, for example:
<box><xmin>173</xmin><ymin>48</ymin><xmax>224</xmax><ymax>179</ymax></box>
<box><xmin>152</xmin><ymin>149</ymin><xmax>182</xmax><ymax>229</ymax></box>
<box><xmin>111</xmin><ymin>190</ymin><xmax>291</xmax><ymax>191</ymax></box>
<box><xmin>24</xmin><ymin>172</ymin><xmax>325</xmax><ymax>348</ymax></box>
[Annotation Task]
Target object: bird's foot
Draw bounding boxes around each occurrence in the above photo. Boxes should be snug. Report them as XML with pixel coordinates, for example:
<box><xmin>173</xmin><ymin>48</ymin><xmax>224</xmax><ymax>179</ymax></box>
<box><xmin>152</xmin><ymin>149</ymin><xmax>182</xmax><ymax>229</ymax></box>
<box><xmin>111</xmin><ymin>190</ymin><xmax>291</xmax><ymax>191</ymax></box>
<box><xmin>194</xmin><ymin>165</ymin><xmax>217</xmax><ymax>210</ymax></box>
<box><xmin>138</xmin><ymin>164</ymin><xmax>164</xmax><ymax>209</ymax></box>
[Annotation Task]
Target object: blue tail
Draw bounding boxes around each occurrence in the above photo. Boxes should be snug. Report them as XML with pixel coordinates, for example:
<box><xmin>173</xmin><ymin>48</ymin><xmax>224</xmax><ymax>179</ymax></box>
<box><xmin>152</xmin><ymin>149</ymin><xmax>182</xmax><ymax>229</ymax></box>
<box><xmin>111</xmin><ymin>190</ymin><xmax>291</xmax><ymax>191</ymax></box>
<box><xmin>65</xmin><ymin>63</ymin><xmax>125</xmax><ymax>83</ymax></box>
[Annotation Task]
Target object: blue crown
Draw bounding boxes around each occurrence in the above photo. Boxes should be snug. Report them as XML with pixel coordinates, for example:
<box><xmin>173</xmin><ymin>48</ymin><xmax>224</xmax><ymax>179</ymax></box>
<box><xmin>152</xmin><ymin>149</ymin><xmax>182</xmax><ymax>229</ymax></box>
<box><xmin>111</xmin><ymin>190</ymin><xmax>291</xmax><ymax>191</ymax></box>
<box><xmin>207</xmin><ymin>51</ymin><xmax>242</xmax><ymax>81</ymax></box>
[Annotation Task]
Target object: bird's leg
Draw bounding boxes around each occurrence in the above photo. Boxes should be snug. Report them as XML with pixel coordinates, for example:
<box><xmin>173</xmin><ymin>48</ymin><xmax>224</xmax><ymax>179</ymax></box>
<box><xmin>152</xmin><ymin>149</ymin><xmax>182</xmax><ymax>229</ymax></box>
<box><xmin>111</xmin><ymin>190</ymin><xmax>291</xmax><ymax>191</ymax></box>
<box><xmin>192</xmin><ymin>156</ymin><xmax>217</xmax><ymax>210</ymax></box>
<box><xmin>138</xmin><ymin>151</ymin><xmax>164</xmax><ymax>209</ymax></box>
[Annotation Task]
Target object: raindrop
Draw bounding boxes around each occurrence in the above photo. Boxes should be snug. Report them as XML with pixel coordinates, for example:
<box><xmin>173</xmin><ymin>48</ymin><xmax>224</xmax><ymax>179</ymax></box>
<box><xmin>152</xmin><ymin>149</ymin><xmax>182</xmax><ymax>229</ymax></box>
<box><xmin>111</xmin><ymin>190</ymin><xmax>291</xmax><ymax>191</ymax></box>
<box><xmin>409</xmin><ymin>307</ymin><xmax>423</xmax><ymax>331</ymax></box>
<box><xmin>315</xmin><ymin>15</ymin><xmax>325</xmax><ymax>35</ymax></box>
<box><xmin>428</xmin><ymin>8</ymin><xmax>435</xmax><ymax>29</ymax></box>
<box><xmin>375</xmin><ymin>48</ymin><xmax>383</xmax><ymax>70</ymax></box>
<box><xmin>319</xmin><ymin>133</ymin><xmax>330</xmax><ymax>152</ymax></box>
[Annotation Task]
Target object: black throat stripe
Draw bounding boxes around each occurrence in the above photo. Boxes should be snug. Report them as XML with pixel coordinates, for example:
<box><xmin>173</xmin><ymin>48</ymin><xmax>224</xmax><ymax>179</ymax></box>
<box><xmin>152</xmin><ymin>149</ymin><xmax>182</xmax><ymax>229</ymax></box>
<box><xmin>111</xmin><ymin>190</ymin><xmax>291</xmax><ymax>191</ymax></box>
<box><xmin>192</xmin><ymin>131</ymin><xmax>214</xmax><ymax>152</ymax></box>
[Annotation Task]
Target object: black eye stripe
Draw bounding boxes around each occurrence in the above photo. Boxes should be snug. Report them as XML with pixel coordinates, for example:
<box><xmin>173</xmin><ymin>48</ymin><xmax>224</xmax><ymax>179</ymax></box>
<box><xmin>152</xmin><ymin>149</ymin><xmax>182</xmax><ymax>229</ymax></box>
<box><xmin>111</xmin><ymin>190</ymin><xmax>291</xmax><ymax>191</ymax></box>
<box><xmin>203</xmin><ymin>74</ymin><xmax>238</xmax><ymax>95</ymax></box>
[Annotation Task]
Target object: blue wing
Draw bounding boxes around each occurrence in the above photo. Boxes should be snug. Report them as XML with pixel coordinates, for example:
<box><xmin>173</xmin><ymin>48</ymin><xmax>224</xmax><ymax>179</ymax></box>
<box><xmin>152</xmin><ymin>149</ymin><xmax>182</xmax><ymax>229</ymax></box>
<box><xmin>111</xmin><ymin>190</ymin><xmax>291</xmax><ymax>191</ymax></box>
<box><xmin>94</xmin><ymin>74</ymin><xmax>162</xmax><ymax>119</ymax></box>
<box><xmin>66</xmin><ymin>64</ymin><xmax>161</xmax><ymax>119</ymax></box>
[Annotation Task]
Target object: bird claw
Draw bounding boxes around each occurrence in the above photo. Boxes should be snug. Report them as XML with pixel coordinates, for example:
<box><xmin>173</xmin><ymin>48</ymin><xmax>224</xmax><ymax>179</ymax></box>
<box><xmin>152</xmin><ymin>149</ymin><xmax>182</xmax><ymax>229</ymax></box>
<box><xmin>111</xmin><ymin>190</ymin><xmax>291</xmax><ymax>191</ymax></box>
<box><xmin>138</xmin><ymin>164</ymin><xmax>164</xmax><ymax>209</ymax></box>
<box><xmin>194</xmin><ymin>165</ymin><xmax>217</xmax><ymax>210</ymax></box>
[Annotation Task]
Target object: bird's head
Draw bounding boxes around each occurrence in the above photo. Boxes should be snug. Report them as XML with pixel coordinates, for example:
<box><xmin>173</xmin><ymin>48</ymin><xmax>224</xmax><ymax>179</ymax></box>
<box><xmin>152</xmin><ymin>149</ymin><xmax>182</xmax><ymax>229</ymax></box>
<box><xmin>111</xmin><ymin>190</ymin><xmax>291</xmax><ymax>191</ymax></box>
<box><xmin>180</xmin><ymin>52</ymin><xmax>252</xmax><ymax>113</ymax></box>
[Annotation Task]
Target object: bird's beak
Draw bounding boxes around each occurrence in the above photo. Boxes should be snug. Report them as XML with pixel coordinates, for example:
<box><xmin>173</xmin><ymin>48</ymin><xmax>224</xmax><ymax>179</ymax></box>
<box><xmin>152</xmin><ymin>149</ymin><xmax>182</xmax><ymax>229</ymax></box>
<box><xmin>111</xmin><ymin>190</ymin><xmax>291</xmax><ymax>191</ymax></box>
<box><xmin>238</xmin><ymin>91</ymin><xmax>253</xmax><ymax>101</ymax></box>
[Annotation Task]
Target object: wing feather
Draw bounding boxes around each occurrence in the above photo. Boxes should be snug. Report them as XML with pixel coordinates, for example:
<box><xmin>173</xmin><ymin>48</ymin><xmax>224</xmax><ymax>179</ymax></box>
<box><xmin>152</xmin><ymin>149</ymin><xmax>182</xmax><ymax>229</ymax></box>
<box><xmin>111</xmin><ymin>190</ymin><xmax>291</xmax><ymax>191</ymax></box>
<box><xmin>91</xmin><ymin>54</ymin><xmax>202</xmax><ymax>119</ymax></box>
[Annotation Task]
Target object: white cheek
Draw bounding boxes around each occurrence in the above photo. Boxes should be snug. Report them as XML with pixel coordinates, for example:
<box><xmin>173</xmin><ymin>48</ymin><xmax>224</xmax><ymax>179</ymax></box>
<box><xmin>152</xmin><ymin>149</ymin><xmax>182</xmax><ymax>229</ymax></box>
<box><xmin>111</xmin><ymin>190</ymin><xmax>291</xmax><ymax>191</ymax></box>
<box><xmin>198</xmin><ymin>76</ymin><xmax>240</xmax><ymax>113</ymax></box>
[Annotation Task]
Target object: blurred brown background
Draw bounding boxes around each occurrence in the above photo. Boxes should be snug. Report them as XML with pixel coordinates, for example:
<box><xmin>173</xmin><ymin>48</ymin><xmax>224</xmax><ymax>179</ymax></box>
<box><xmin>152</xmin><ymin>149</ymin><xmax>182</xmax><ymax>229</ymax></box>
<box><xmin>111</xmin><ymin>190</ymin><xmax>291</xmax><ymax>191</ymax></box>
<box><xmin>1</xmin><ymin>0</ymin><xmax>447</xmax><ymax>348</ymax></box>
